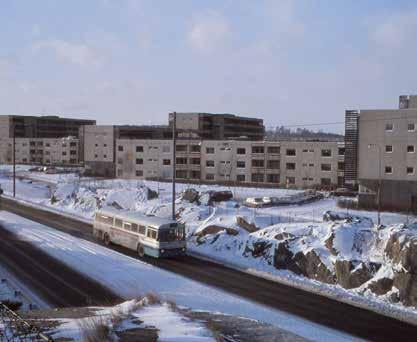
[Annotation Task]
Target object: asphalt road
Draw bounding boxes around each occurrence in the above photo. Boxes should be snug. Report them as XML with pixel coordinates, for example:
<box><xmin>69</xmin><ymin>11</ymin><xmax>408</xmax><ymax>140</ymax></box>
<box><xmin>1</xmin><ymin>196</ymin><xmax>417</xmax><ymax>341</ymax></box>
<box><xmin>0</xmin><ymin>224</ymin><xmax>121</xmax><ymax>307</ymax></box>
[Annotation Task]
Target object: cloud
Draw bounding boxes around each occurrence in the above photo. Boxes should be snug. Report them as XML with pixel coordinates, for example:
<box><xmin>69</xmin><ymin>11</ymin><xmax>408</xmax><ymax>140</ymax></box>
<box><xmin>187</xmin><ymin>10</ymin><xmax>232</xmax><ymax>53</ymax></box>
<box><xmin>33</xmin><ymin>39</ymin><xmax>102</xmax><ymax>67</ymax></box>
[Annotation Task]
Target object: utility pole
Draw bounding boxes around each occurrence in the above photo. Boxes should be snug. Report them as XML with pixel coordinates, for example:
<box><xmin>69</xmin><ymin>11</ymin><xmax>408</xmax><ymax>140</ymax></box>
<box><xmin>172</xmin><ymin>112</ymin><xmax>177</xmax><ymax>221</ymax></box>
<box><xmin>13</xmin><ymin>123</ymin><xmax>16</xmax><ymax>197</ymax></box>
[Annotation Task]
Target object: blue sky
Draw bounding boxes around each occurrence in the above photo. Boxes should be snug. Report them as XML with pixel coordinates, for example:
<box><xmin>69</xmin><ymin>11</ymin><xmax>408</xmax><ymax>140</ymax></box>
<box><xmin>1</xmin><ymin>0</ymin><xmax>417</xmax><ymax>132</ymax></box>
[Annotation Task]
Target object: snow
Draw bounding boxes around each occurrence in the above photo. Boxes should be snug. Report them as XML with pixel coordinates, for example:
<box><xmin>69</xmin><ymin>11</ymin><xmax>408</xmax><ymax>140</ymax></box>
<box><xmin>0</xmin><ymin>211</ymin><xmax>357</xmax><ymax>341</ymax></box>
<box><xmin>51</xmin><ymin>298</ymin><xmax>215</xmax><ymax>342</ymax></box>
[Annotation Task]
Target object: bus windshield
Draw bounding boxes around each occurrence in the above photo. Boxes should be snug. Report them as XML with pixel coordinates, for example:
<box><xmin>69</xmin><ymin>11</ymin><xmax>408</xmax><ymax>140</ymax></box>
<box><xmin>158</xmin><ymin>227</ymin><xmax>185</xmax><ymax>242</ymax></box>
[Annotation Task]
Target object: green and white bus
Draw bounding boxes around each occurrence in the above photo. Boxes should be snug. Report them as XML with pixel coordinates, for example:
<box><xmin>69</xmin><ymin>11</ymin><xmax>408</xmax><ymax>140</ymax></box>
<box><xmin>93</xmin><ymin>208</ymin><xmax>186</xmax><ymax>258</ymax></box>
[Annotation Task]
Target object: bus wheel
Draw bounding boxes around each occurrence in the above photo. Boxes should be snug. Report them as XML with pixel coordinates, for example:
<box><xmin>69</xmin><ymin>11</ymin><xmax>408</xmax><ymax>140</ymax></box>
<box><xmin>137</xmin><ymin>244</ymin><xmax>145</xmax><ymax>257</ymax></box>
<box><xmin>103</xmin><ymin>233</ymin><xmax>111</xmax><ymax>246</ymax></box>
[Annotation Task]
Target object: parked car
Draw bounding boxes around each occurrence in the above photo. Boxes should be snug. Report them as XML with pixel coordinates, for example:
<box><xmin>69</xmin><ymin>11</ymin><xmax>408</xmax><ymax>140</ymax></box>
<box><xmin>244</xmin><ymin>197</ymin><xmax>271</xmax><ymax>208</ymax></box>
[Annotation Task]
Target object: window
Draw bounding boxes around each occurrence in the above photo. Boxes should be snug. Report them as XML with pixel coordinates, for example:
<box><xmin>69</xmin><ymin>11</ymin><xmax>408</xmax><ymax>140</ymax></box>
<box><xmin>206</xmin><ymin>160</ymin><xmax>215</xmax><ymax>167</ymax></box>
<box><xmin>147</xmin><ymin>229</ymin><xmax>157</xmax><ymax>240</ymax></box>
<box><xmin>286</xmin><ymin>177</ymin><xmax>295</xmax><ymax>185</ymax></box>
<box><xmin>190</xmin><ymin>145</ymin><xmax>200</xmax><ymax>153</ymax></box>
<box><xmin>70</xmin><ymin>150</ymin><xmax>76</xmax><ymax>155</ymax></box>
<box><xmin>321</xmin><ymin>164</ymin><xmax>332</xmax><ymax>171</ymax></box>
<box><xmin>321</xmin><ymin>178</ymin><xmax>331</xmax><ymax>186</ymax></box>
<box><xmin>286</xmin><ymin>149</ymin><xmax>296</xmax><ymax>156</ymax></box>
<box><xmin>176</xmin><ymin>157</ymin><xmax>187</xmax><ymax>165</ymax></box>
<box><xmin>176</xmin><ymin>170</ymin><xmax>187</xmax><ymax>178</ymax></box>
<box><xmin>70</xmin><ymin>159</ymin><xmax>77</xmax><ymax>164</ymax></box>
<box><xmin>309</xmin><ymin>163</ymin><xmax>314</xmax><ymax>167</ymax></box>
<box><xmin>338</xmin><ymin>147</ymin><xmax>345</xmax><ymax>156</ymax></box>
<box><xmin>115</xmin><ymin>218</ymin><xmax>123</xmax><ymax>228</ymax></box>
<box><xmin>205</xmin><ymin>173</ymin><xmax>215</xmax><ymax>180</ymax></box>
<box><xmin>338</xmin><ymin>162</ymin><xmax>345</xmax><ymax>171</ymax></box>
<box><xmin>95</xmin><ymin>143</ymin><xmax>98</xmax><ymax>147</ymax></box>
<box><xmin>117</xmin><ymin>169</ymin><xmax>123</xmax><ymax>176</ymax></box>
<box><xmin>236</xmin><ymin>160</ymin><xmax>245</xmax><ymax>168</ymax></box>
<box><xmin>286</xmin><ymin>162</ymin><xmax>296</xmax><ymax>170</ymax></box>
<box><xmin>267</xmin><ymin>160</ymin><xmax>280</xmax><ymax>169</ymax></box>
<box><xmin>70</xmin><ymin>142</ymin><xmax>77</xmax><ymax>147</ymax></box>
<box><xmin>407</xmin><ymin>145</ymin><xmax>415</xmax><ymax>153</ymax></box>
<box><xmin>252</xmin><ymin>159</ymin><xmax>264</xmax><ymax>167</ymax></box>
<box><xmin>385</xmin><ymin>123</ymin><xmax>393</xmax><ymax>132</ymax></box>
<box><xmin>206</xmin><ymin>147</ymin><xmax>215</xmax><ymax>154</ymax></box>
<box><xmin>267</xmin><ymin>146</ymin><xmax>280</xmax><ymax>154</ymax></box>
<box><xmin>45</xmin><ymin>151</ymin><xmax>50</xmax><ymax>155</ymax></box>
<box><xmin>237</xmin><ymin>174</ymin><xmax>246</xmax><ymax>182</ymax></box>
<box><xmin>267</xmin><ymin>174</ymin><xmax>280</xmax><ymax>183</ymax></box>
<box><xmin>407</xmin><ymin>167</ymin><xmax>414</xmax><ymax>175</ymax></box>
<box><xmin>104</xmin><ymin>144</ymin><xmax>107</xmax><ymax>147</ymax></box>
<box><xmin>190</xmin><ymin>158</ymin><xmax>200</xmax><ymax>165</ymax></box>
<box><xmin>408</xmin><ymin>123</ymin><xmax>415</xmax><ymax>132</ymax></box>
<box><xmin>385</xmin><ymin>145</ymin><xmax>393</xmax><ymax>153</ymax></box>
<box><xmin>138</xmin><ymin>225</ymin><xmax>146</xmax><ymax>235</ymax></box>
<box><xmin>251</xmin><ymin>173</ymin><xmax>264</xmax><ymax>182</ymax></box>
<box><xmin>302</xmin><ymin>149</ymin><xmax>308</xmax><ymax>153</ymax></box>
<box><xmin>118</xmin><ymin>145</ymin><xmax>123</xmax><ymax>151</ymax></box>
<box><xmin>135</xmin><ymin>158</ymin><xmax>143</xmax><ymax>165</ymax></box>
<box><xmin>94</xmin><ymin>154</ymin><xmax>98</xmax><ymax>158</ymax></box>
<box><xmin>190</xmin><ymin>170</ymin><xmax>200</xmax><ymax>179</ymax></box>
<box><xmin>321</xmin><ymin>149</ymin><xmax>332</xmax><ymax>157</ymax></box>
<box><xmin>176</xmin><ymin>145</ymin><xmax>187</xmax><ymax>152</ymax></box>
<box><xmin>136</xmin><ymin>146</ymin><xmax>144</xmax><ymax>152</ymax></box>
<box><xmin>163</xmin><ymin>159</ymin><xmax>171</xmax><ymax>165</ymax></box>
<box><xmin>62</xmin><ymin>151</ymin><xmax>67</xmax><ymax>156</ymax></box>
<box><xmin>162</xmin><ymin>145</ymin><xmax>170</xmax><ymax>153</ymax></box>
<box><xmin>136</xmin><ymin>170</ymin><xmax>143</xmax><ymax>177</ymax></box>
<box><xmin>385</xmin><ymin>166</ymin><xmax>393</xmax><ymax>174</ymax></box>
<box><xmin>237</xmin><ymin>148</ymin><xmax>246</xmax><ymax>155</ymax></box>
<box><xmin>103</xmin><ymin>155</ymin><xmax>107</xmax><ymax>159</ymax></box>
<box><xmin>252</xmin><ymin>146</ymin><xmax>264</xmax><ymax>154</ymax></box>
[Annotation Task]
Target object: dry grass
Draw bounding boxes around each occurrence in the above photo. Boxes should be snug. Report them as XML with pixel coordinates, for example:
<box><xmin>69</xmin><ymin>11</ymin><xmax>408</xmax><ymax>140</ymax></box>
<box><xmin>78</xmin><ymin>315</ymin><xmax>114</xmax><ymax>342</ymax></box>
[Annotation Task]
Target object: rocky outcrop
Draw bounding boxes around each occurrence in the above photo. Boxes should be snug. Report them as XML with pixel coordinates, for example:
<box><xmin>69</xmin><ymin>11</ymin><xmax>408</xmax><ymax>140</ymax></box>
<box><xmin>274</xmin><ymin>232</ymin><xmax>295</xmax><ymax>241</ymax></box>
<box><xmin>244</xmin><ymin>241</ymin><xmax>273</xmax><ymax>259</ymax></box>
<box><xmin>385</xmin><ymin>232</ymin><xmax>417</xmax><ymax>273</ymax></box>
<box><xmin>393</xmin><ymin>272</ymin><xmax>417</xmax><ymax>307</ymax></box>
<box><xmin>181</xmin><ymin>188</ymin><xmax>200</xmax><ymax>203</ymax></box>
<box><xmin>367</xmin><ymin>277</ymin><xmax>394</xmax><ymax>295</ymax></box>
<box><xmin>274</xmin><ymin>243</ymin><xmax>335</xmax><ymax>284</ymax></box>
<box><xmin>236</xmin><ymin>216</ymin><xmax>258</xmax><ymax>233</ymax></box>
<box><xmin>335</xmin><ymin>260</ymin><xmax>380</xmax><ymax>289</ymax></box>
<box><xmin>195</xmin><ymin>225</ymin><xmax>238</xmax><ymax>238</ymax></box>
<box><xmin>324</xmin><ymin>230</ymin><xmax>338</xmax><ymax>256</ymax></box>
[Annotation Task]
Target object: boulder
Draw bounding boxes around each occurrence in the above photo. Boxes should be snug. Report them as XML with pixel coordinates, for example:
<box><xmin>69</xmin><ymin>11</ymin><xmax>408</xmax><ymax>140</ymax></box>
<box><xmin>209</xmin><ymin>191</ymin><xmax>233</xmax><ymax>203</ymax></box>
<box><xmin>335</xmin><ymin>260</ymin><xmax>380</xmax><ymax>289</ymax></box>
<box><xmin>367</xmin><ymin>277</ymin><xmax>394</xmax><ymax>295</ymax></box>
<box><xmin>195</xmin><ymin>225</ymin><xmax>238</xmax><ymax>238</ymax></box>
<box><xmin>244</xmin><ymin>241</ymin><xmax>273</xmax><ymax>258</ymax></box>
<box><xmin>147</xmin><ymin>188</ymin><xmax>158</xmax><ymax>200</ymax></box>
<box><xmin>236</xmin><ymin>216</ymin><xmax>258</xmax><ymax>233</ymax></box>
<box><xmin>293</xmin><ymin>250</ymin><xmax>336</xmax><ymax>284</ymax></box>
<box><xmin>393</xmin><ymin>272</ymin><xmax>417</xmax><ymax>307</ymax></box>
<box><xmin>181</xmin><ymin>188</ymin><xmax>200</xmax><ymax>203</ymax></box>
<box><xmin>324</xmin><ymin>231</ymin><xmax>338</xmax><ymax>256</ymax></box>
<box><xmin>274</xmin><ymin>242</ymin><xmax>297</xmax><ymax>272</ymax></box>
<box><xmin>385</xmin><ymin>232</ymin><xmax>417</xmax><ymax>273</ymax></box>
<box><xmin>274</xmin><ymin>232</ymin><xmax>295</xmax><ymax>241</ymax></box>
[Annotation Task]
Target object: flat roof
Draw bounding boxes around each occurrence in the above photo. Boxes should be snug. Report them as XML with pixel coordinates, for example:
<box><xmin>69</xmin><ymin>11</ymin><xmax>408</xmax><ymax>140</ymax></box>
<box><xmin>97</xmin><ymin>207</ymin><xmax>177</xmax><ymax>228</ymax></box>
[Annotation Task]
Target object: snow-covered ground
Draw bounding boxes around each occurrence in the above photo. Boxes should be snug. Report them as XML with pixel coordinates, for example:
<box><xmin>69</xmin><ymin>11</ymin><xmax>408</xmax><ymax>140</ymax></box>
<box><xmin>0</xmin><ymin>211</ymin><xmax>357</xmax><ymax>341</ymax></box>
<box><xmin>1</xmin><ymin>170</ymin><xmax>417</xmax><ymax>323</ymax></box>
<box><xmin>52</xmin><ymin>297</ymin><xmax>215</xmax><ymax>342</ymax></box>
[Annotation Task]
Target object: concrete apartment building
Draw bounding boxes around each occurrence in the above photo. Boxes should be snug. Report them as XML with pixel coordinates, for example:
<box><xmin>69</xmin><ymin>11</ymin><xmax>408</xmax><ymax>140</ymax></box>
<box><xmin>345</xmin><ymin>95</ymin><xmax>417</xmax><ymax>211</ymax></box>
<box><xmin>0</xmin><ymin>136</ymin><xmax>80</xmax><ymax>165</ymax></box>
<box><xmin>168</xmin><ymin>112</ymin><xmax>265</xmax><ymax>140</ymax></box>
<box><xmin>0</xmin><ymin>114</ymin><xmax>95</xmax><ymax>166</ymax></box>
<box><xmin>114</xmin><ymin>139</ymin><xmax>345</xmax><ymax>188</ymax></box>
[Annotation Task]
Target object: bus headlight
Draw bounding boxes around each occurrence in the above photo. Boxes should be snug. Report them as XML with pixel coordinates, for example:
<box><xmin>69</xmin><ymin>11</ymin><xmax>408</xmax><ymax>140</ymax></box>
<box><xmin>161</xmin><ymin>249</ymin><xmax>165</xmax><ymax>253</ymax></box>
<box><xmin>182</xmin><ymin>248</ymin><xmax>186</xmax><ymax>252</ymax></box>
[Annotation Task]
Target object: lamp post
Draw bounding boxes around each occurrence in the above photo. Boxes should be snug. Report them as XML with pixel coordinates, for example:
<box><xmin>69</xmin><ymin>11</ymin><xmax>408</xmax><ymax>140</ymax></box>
<box><xmin>368</xmin><ymin>144</ymin><xmax>381</xmax><ymax>226</ymax></box>
<box><xmin>171</xmin><ymin>112</ymin><xmax>176</xmax><ymax>221</ymax></box>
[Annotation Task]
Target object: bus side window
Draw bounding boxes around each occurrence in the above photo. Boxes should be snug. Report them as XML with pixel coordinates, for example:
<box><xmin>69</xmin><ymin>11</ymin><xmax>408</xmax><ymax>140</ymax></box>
<box><xmin>115</xmin><ymin>218</ymin><xmax>123</xmax><ymax>228</ymax></box>
<box><xmin>123</xmin><ymin>222</ymin><xmax>131</xmax><ymax>231</ymax></box>
<box><xmin>131</xmin><ymin>223</ymin><xmax>138</xmax><ymax>233</ymax></box>
<box><xmin>138</xmin><ymin>225</ymin><xmax>146</xmax><ymax>235</ymax></box>
<box><xmin>147</xmin><ymin>229</ymin><xmax>157</xmax><ymax>240</ymax></box>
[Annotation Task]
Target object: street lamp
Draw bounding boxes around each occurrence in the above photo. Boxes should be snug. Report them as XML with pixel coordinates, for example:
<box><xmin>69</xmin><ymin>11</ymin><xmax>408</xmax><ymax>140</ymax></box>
<box><xmin>368</xmin><ymin>144</ymin><xmax>381</xmax><ymax>226</ymax></box>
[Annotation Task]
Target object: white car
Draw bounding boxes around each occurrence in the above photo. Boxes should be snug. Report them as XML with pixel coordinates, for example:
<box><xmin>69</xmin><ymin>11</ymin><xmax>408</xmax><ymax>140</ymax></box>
<box><xmin>245</xmin><ymin>197</ymin><xmax>271</xmax><ymax>207</ymax></box>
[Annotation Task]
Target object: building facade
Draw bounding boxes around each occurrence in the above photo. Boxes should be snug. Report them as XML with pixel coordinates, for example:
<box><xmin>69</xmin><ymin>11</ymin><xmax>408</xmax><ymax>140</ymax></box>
<box><xmin>0</xmin><ymin>137</ymin><xmax>80</xmax><ymax>165</ymax></box>
<box><xmin>113</xmin><ymin>139</ymin><xmax>345</xmax><ymax>188</ymax></box>
<box><xmin>169</xmin><ymin>112</ymin><xmax>265</xmax><ymax>140</ymax></box>
<box><xmin>347</xmin><ymin>95</ymin><xmax>417</xmax><ymax>211</ymax></box>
